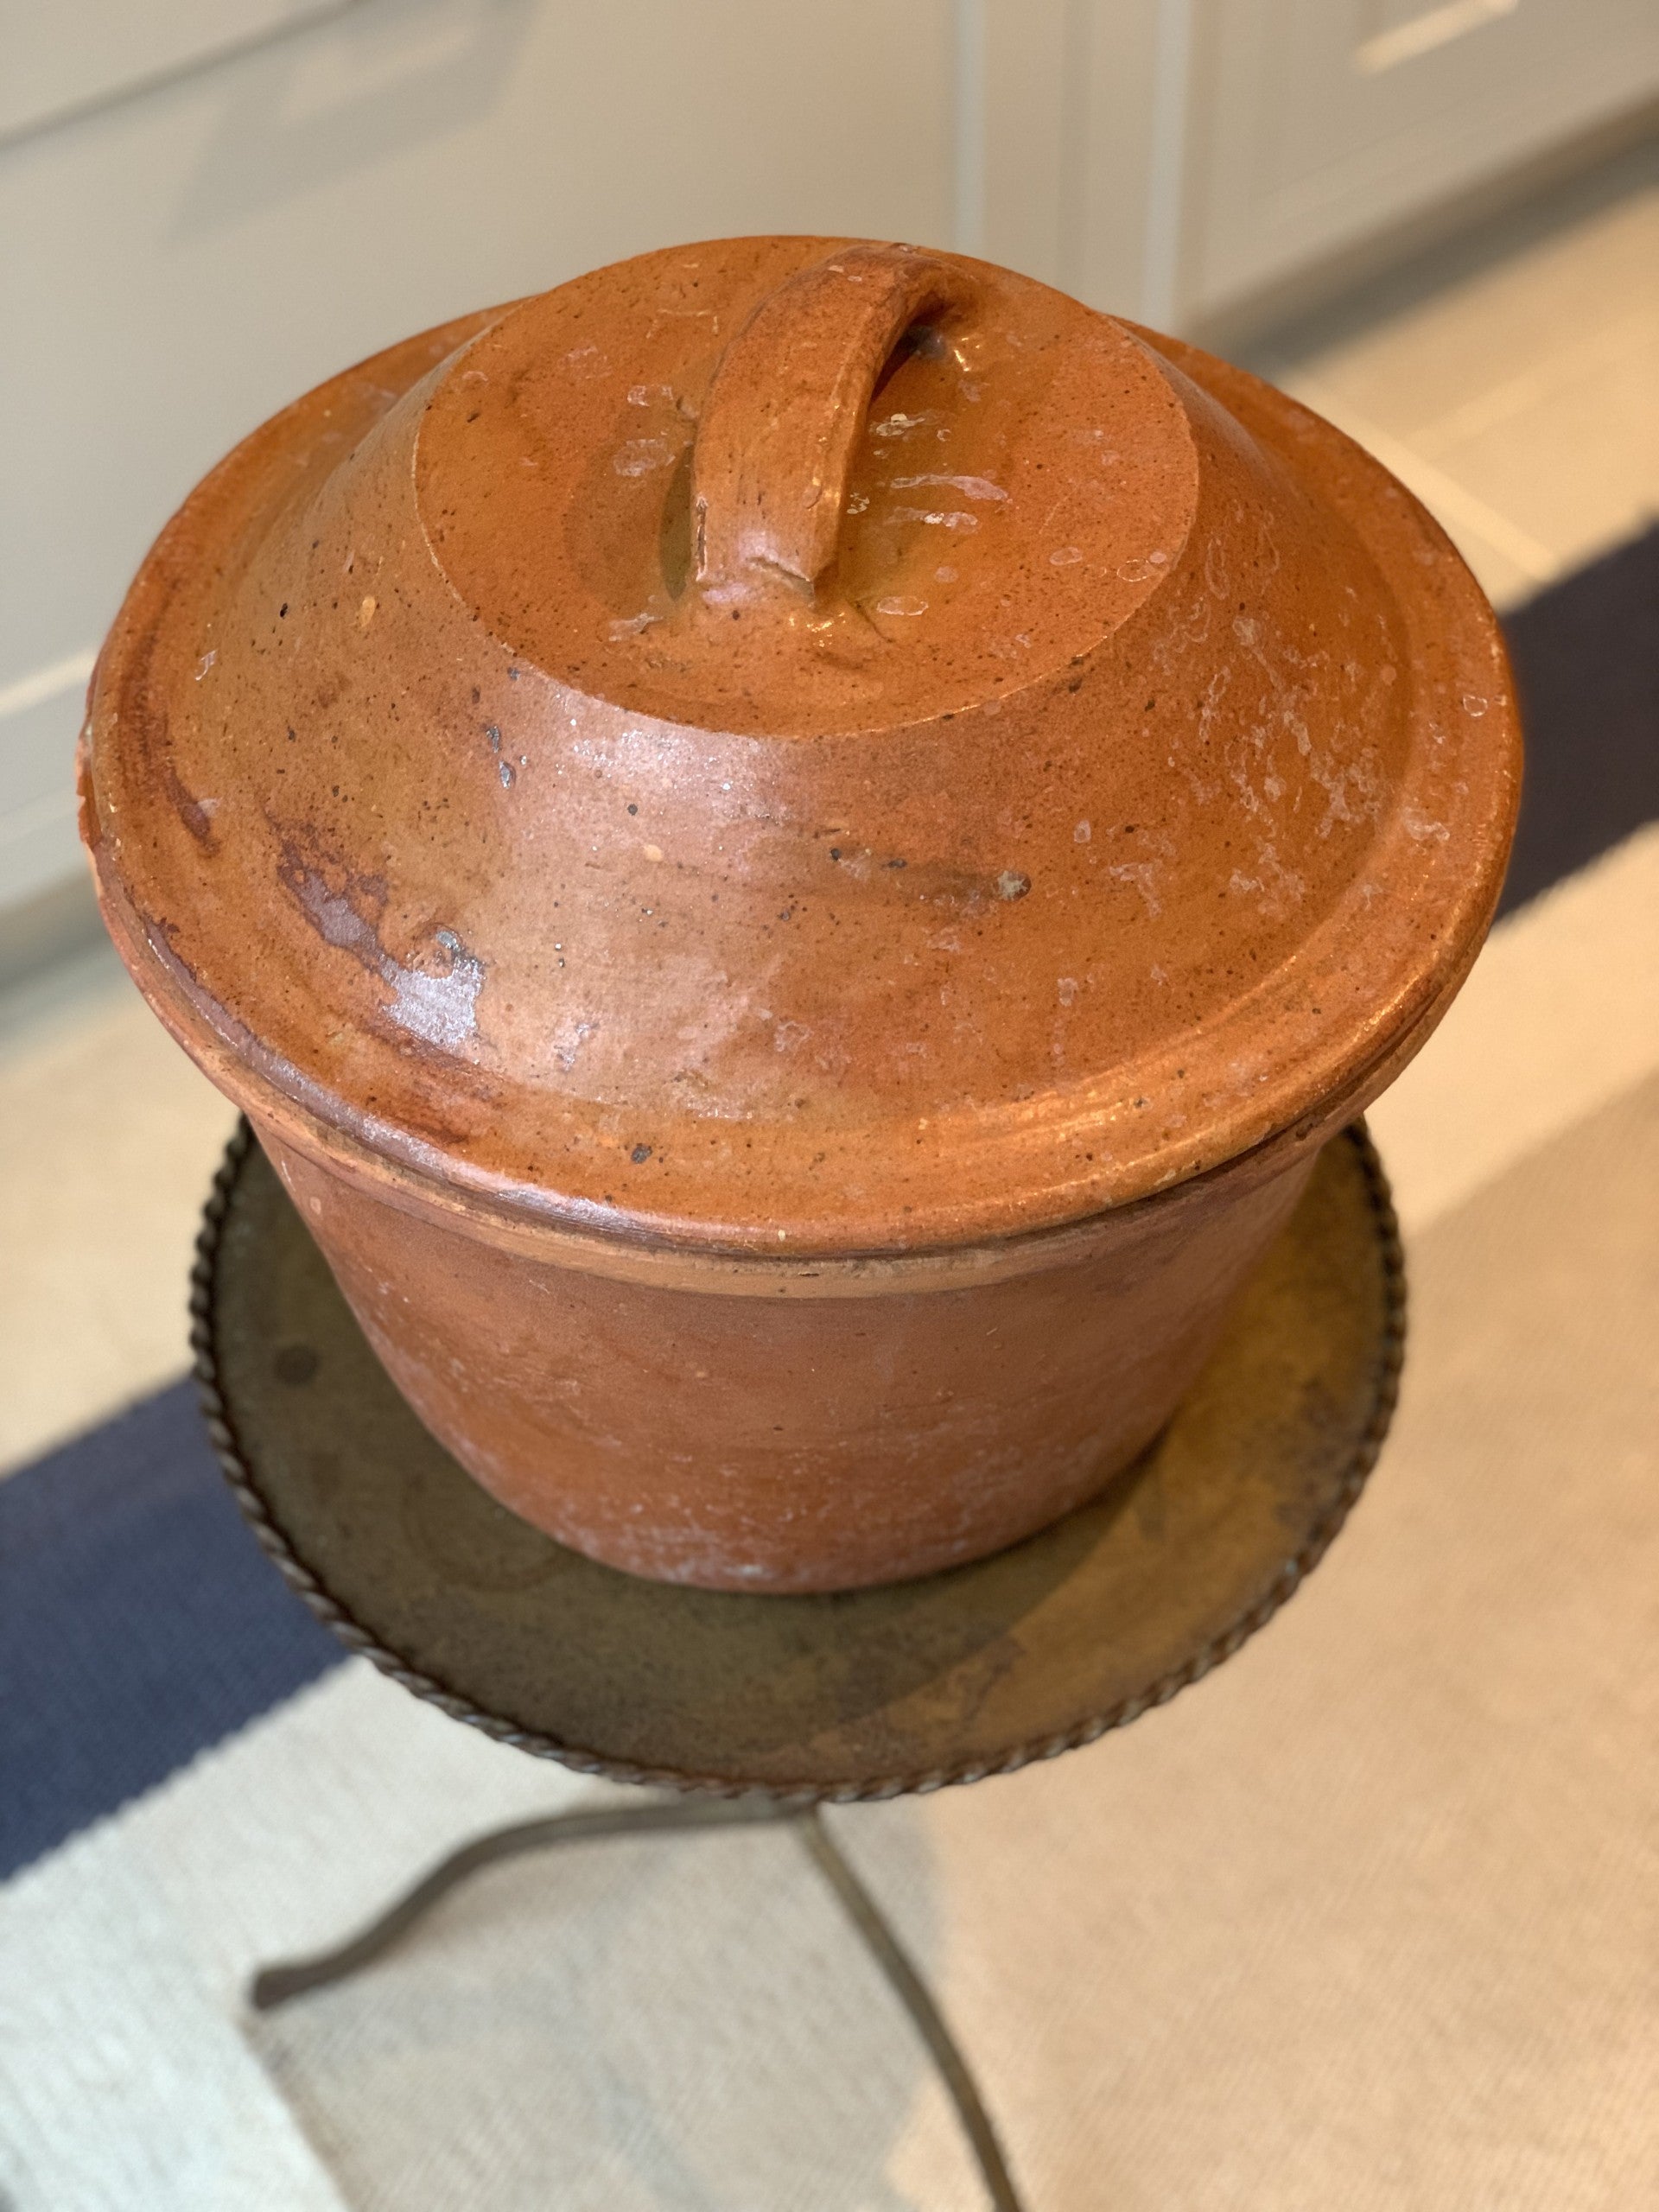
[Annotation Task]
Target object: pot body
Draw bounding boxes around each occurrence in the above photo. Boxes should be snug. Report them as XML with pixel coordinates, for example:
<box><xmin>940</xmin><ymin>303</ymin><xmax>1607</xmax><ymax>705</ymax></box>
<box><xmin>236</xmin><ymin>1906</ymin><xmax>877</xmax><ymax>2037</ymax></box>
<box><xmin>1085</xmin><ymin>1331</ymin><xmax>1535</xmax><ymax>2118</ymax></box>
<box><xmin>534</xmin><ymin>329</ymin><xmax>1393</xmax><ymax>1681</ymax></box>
<box><xmin>255</xmin><ymin>1112</ymin><xmax>1318</xmax><ymax>1593</ymax></box>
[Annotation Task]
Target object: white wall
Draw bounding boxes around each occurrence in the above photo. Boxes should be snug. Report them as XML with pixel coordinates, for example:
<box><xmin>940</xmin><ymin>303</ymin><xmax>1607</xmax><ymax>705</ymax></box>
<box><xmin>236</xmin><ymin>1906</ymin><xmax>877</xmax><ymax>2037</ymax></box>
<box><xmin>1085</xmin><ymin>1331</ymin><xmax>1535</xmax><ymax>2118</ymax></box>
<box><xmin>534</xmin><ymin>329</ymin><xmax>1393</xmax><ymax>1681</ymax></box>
<box><xmin>1183</xmin><ymin>0</ymin><xmax>1659</xmax><ymax>323</ymax></box>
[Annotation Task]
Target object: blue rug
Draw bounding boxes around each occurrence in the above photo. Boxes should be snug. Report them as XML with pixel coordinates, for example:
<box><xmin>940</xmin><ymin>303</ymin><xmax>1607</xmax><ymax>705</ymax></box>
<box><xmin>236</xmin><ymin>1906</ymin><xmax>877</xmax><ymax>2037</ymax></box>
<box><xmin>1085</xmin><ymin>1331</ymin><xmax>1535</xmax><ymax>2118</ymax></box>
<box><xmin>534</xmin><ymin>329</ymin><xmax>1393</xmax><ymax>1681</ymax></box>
<box><xmin>1497</xmin><ymin>523</ymin><xmax>1659</xmax><ymax>916</ymax></box>
<box><xmin>0</xmin><ymin>1384</ymin><xmax>342</xmax><ymax>1878</ymax></box>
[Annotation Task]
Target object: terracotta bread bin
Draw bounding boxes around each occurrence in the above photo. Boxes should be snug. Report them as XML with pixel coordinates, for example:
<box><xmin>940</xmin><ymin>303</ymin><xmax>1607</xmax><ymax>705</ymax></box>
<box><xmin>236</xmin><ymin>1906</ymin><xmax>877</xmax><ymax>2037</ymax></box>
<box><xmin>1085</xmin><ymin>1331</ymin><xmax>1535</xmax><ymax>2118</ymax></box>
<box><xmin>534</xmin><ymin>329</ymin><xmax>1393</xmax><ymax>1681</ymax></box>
<box><xmin>80</xmin><ymin>237</ymin><xmax>1520</xmax><ymax>1592</ymax></box>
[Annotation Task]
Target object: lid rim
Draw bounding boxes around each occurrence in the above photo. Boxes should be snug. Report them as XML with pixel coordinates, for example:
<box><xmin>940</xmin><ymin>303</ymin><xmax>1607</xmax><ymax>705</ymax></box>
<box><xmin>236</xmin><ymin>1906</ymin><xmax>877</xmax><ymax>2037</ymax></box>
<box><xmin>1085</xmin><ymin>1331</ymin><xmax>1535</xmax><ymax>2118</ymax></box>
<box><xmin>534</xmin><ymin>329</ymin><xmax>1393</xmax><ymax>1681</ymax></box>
<box><xmin>92</xmin><ymin>830</ymin><xmax>1490</xmax><ymax>1261</ymax></box>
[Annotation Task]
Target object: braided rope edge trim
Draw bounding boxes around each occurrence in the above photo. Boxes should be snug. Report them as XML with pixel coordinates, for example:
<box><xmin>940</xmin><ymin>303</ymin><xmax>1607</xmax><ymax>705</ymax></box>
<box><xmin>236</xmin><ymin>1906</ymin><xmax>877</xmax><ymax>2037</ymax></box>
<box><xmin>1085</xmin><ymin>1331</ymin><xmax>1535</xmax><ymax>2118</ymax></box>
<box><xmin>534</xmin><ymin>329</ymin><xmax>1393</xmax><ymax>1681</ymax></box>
<box><xmin>191</xmin><ymin>1120</ymin><xmax>1407</xmax><ymax>1806</ymax></box>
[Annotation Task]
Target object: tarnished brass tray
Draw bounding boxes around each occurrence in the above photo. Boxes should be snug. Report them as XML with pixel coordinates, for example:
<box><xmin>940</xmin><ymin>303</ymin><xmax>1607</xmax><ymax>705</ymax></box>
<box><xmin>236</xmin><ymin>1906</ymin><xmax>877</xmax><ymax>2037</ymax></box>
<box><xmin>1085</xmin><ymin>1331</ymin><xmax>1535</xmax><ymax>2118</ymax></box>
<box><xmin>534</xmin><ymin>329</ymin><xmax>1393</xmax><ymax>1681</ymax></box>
<box><xmin>192</xmin><ymin>1122</ymin><xmax>1403</xmax><ymax>1802</ymax></box>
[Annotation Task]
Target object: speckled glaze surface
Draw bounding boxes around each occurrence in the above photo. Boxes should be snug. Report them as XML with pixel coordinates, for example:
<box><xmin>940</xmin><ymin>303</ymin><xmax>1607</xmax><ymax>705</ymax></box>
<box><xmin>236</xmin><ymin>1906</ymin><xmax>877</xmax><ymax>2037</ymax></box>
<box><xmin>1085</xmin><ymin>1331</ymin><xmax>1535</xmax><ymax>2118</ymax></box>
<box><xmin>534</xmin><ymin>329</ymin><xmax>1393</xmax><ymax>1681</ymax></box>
<box><xmin>80</xmin><ymin>237</ymin><xmax>1519</xmax><ymax>1591</ymax></box>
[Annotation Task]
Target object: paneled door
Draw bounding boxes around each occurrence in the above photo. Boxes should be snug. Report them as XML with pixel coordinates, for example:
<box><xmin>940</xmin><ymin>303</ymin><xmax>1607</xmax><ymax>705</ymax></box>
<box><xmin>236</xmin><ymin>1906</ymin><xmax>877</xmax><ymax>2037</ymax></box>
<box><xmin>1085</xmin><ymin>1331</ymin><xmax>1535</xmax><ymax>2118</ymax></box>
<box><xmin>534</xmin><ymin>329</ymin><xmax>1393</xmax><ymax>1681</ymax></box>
<box><xmin>1180</xmin><ymin>0</ymin><xmax>1659</xmax><ymax>321</ymax></box>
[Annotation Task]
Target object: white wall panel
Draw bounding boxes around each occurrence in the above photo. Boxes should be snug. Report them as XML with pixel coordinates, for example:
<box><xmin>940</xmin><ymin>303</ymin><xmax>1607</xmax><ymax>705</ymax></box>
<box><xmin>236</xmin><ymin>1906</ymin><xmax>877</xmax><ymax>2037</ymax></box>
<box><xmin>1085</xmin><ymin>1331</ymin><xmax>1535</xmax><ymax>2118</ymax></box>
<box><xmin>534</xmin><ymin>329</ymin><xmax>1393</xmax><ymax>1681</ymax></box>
<box><xmin>979</xmin><ymin>0</ymin><xmax>1072</xmax><ymax>283</ymax></box>
<box><xmin>1185</xmin><ymin>0</ymin><xmax>1659</xmax><ymax>321</ymax></box>
<box><xmin>969</xmin><ymin>0</ymin><xmax>1171</xmax><ymax>316</ymax></box>
<box><xmin>0</xmin><ymin>0</ymin><xmax>357</xmax><ymax>145</ymax></box>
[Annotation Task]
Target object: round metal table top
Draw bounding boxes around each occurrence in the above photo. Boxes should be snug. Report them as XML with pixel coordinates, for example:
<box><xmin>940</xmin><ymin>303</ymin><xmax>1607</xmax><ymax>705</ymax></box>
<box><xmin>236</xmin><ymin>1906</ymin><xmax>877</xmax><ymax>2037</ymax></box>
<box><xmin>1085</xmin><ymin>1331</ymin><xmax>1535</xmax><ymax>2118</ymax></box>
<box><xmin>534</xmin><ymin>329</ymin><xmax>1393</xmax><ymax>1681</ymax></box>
<box><xmin>192</xmin><ymin>1122</ymin><xmax>1403</xmax><ymax>1802</ymax></box>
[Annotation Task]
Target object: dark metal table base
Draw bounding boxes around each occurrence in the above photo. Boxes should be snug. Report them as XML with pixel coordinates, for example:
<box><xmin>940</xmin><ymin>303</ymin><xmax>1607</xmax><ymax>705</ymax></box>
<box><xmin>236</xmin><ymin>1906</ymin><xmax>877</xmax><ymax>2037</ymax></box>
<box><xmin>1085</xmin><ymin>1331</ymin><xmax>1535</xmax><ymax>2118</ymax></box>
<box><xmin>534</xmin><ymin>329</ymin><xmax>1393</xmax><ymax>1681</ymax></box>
<box><xmin>194</xmin><ymin>1120</ymin><xmax>1405</xmax><ymax>2210</ymax></box>
<box><xmin>251</xmin><ymin>1795</ymin><xmax>1023</xmax><ymax>2212</ymax></box>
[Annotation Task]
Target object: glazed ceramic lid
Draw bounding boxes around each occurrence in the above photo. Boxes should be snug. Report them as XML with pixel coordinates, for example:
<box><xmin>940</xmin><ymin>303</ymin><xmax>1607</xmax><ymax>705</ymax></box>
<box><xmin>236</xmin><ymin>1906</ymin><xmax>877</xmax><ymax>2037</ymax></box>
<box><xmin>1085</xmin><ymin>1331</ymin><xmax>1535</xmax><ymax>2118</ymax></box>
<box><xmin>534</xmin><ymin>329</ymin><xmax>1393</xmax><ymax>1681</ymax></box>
<box><xmin>82</xmin><ymin>237</ymin><xmax>1519</xmax><ymax>1254</ymax></box>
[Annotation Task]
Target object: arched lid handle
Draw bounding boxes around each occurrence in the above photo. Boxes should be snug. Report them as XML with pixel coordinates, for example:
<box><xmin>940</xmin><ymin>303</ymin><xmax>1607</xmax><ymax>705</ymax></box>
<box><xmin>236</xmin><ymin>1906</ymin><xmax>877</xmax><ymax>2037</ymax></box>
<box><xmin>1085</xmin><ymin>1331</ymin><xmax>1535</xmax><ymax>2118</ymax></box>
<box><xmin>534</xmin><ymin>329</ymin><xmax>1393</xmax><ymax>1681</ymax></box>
<box><xmin>690</xmin><ymin>243</ymin><xmax>978</xmax><ymax>605</ymax></box>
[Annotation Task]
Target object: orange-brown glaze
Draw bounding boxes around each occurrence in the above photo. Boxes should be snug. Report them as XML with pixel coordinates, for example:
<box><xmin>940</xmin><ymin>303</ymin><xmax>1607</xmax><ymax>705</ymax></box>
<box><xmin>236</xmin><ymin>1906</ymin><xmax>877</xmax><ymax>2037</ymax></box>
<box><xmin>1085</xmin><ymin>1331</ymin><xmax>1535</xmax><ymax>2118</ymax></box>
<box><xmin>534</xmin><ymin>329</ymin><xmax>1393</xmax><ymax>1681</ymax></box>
<box><xmin>81</xmin><ymin>238</ymin><xmax>1519</xmax><ymax>1588</ymax></box>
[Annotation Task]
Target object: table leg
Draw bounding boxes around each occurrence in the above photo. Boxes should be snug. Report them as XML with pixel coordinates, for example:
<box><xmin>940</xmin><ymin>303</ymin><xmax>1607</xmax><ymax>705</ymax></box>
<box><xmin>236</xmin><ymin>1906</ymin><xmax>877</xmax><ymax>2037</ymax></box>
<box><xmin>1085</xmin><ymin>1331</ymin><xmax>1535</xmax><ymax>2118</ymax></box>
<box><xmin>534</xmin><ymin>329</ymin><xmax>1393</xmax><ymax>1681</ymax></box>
<box><xmin>250</xmin><ymin>1796</ymin><xmax>1027</xmax><ymax>2210</ymax></box>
